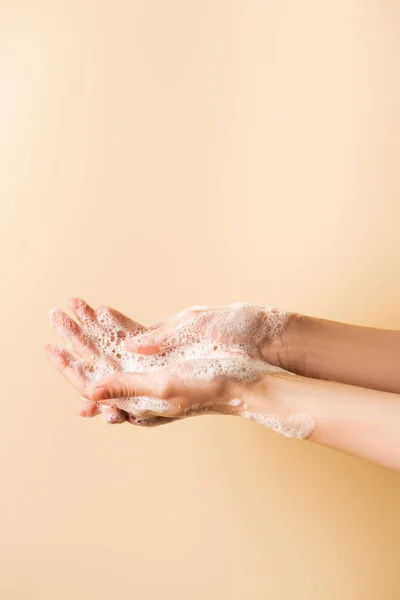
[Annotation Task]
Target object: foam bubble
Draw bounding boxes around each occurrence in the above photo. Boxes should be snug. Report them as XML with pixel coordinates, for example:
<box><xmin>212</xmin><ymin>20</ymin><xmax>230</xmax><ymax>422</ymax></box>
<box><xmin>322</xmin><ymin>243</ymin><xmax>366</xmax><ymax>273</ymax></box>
<box><xmin>116</xmin><ymin>397</ymin><xmax>174</xmax><ymax>417</ymax></box>
<box><xmin>145</xmin><ymin>303</ymin><xmax>288</xmax><ymax>356</ymax></box>
<box><xmin>242</xmin><ymin>411</ymin><xmax>315</xmax><ymax>439</ymax></box>
<box><xmin>170</xmin><ymin>354</ymin><xmax>282</xmax><ymax>383</ymax></box>
<box><xmin>52</xmin><ymin>303</ymin><xmax>296</xmax><ymax>425</ymax></box>
<box><xmin>228</xmin><ymin>398</ymin><xmax>242</xmax><ymax>407</ymax></box>
<box><xmin>100</xmin><ymin>405</ymin><xmax>126</xmax><ymax>424</ymax></box>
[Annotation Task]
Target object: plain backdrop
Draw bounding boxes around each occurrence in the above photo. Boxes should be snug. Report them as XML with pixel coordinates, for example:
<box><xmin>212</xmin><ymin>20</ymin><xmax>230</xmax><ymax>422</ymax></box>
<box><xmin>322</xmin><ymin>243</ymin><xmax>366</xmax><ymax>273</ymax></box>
<box><xmin>1</xmin><ymin>1</ymin><xmax>400</xmax><ymax>599</ymax></box>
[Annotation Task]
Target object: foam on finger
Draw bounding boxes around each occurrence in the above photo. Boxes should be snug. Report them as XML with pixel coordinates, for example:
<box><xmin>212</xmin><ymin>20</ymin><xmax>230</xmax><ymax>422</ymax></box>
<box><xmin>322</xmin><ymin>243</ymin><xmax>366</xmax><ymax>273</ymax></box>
<box><xmin>49</xmin><ymin>302</ymin><xmax>315</xmax><ymax>436</ymax></box>
<box><xmin>49</xmin><ymin>303</ymin><xmax>288</xmax><ymax>419</ymax></box>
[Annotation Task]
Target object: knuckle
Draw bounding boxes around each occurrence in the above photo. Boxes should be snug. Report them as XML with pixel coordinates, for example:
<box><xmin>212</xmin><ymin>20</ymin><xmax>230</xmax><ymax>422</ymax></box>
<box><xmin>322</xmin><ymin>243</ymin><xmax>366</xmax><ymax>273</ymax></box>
<box><xmin>119</xmin><ymin>376</ymin><xmax>135</xmax><ymax>398</ymax></box>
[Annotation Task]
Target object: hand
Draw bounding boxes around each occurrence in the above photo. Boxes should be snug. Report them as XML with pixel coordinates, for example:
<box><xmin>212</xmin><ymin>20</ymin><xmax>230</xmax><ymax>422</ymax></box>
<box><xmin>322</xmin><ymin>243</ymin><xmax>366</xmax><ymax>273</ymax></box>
<box><xmin>88</xmin><ymin>352</ymin><xmax>313</xmax><ymax>439</ymax></box>
<box><xmin>46</xmin><ymin>299</ymin><xmax>312</xmax><ymax>438</ymax></box>
<box><xmin>45</xmin><ymin>298</ymin><xmax>177</xmax><ymax>426</ymax></box>
<box><xmin>125</xmin><ymin>302</ymin><xmax>289</xmax><ymax>360</ymax></box>
<box><xmin>46</xmin><ymin>300</ymin><xmax>299</xmax><ymax>433</ymax></box>
<box><xmin>89</xmin><ymin>352</ymin><xmax>274</xmax><ymax>419</ymax></box>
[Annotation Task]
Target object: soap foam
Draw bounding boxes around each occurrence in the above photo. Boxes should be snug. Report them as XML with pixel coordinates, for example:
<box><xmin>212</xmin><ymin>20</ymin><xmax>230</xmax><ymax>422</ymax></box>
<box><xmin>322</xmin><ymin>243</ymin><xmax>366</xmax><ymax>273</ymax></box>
<box><xmin>51</xmin><ymin>303</ymin><xmax>309</xmax><ymax>434</ymax></box>
<box><xmin>169</xmin><ymin>354</ymin><xmax>282</xmax><ymax>383</ymax></box>
<box><xmin>242</xmin><ymin>411</ymin><xmax>315</xmax><ymax>439</ymax></box>
<box><xmin>144</xmin><ymin>303</ymin><xmax>288</xmax><ymax>356</ymax></box>
<box><xmin>115</xmin><ymin>397</ymin><xmax>174</xmax><ymax>417</ymax></box>
<box><xmin>228</xmin><ymin>398</ymin><xmax>242</xmax><ymax>407</ymax></box>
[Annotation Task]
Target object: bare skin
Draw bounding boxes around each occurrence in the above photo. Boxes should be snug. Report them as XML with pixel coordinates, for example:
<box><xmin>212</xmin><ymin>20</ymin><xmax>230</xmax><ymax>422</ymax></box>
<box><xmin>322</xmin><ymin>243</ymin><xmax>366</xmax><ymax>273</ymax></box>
<box><xmin>90</xmin><ymin>365</ymin><xmax>400</xmax><ymax>471</ymax></box>
<box><xmin>46</xmin><ymin>298</ymin><xmax>177</xmax><ymax>426</ymax></box>
<box><xmin>264</xmin><ymin>314</ymin><xmax>400</xmax><ymax>394</ymax></box>
<box><xmin>46</xmin><ymin>299</ymin><xmax>400</xmax><ymax>470</ymax></box>
<box><xmin>128</xmin><ymin>306</ymin><xmax>400</xmax><ymax>394</ymax></box>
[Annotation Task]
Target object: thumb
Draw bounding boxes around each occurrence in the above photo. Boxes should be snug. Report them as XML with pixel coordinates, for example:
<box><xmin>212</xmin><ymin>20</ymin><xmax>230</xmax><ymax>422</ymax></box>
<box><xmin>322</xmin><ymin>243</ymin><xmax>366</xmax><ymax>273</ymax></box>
<box><xmin>88</xmin><ymin>371</ymin><xmax>180</xmax><ymax>418</ymax></box>
<box><xmin>88</xmin><ymin>372</ymin><xmax>156</xmax><ymax>402</ymax></box>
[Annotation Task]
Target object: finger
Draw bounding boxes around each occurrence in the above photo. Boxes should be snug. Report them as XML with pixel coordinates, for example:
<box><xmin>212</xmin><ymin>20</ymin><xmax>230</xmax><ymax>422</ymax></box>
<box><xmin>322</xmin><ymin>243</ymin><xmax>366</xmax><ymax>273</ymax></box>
<box><xmin>127</xmin><ymin>415</ymin><xmax>181</xmax><ymax>427</ymax></box>
<box><xmin>147</xmin><ymin>305</ymin><xmax>211</xmax><ymax>331</ymax></box>
<box><xmin>89</xmin><ymin>371</ymin><xmax>157</xmax><ymax>401</ymax></box>
<box><xmin>49</xmin><ymin>308</ymin><xmax>98</xmax><ymax>362</ymax></box>
<box><xmin>78</xmin><ymin>397</ymin><xmax>178</xmax><ymax>425</ymax></box>
<box><xmin>100</xmin><ymin>405</ymin><xmax>127</xmax><ymax>424</ymax></box>
<box><xmin>79</xmin><ymin>397</ymin><xmax>127</xmax><ymax>423</ymax></box>
<box><xmin>68</xmin><ymin>298</ymin><xmax>106</xmax><ymax>347</ymax></box>
<box><xmin>124</xmin><ymin>323</ymin><xmax>174</xmax><ymax>354</ymax></box>
<box><xmin>115</xmin><ymin>395</ymin><xmax>179</xmax><ymax>418</ymax></box>
<box><xmin>147</xmin><ymin>315</ymin><xmax>180</xmax><ymax>331</ymax></box>
<box><xmin>45</xmin><ymin>344</ymin><xmax>90</xmax><ymax>397</ymax></box>
<box><xmin>68</xmin><ymin>298</ymin><xmax>98</xmax><ymax>328</ymax></box>
<box><xmin>125</xmin><ymin>310</ymin><xmax>206</xmax><ymax>354</ymax></box>
<box><xmin>100</xmin><ymin>355</ymin><xmax>121</xmax><ymax>374</ymax></box>
<box><xmin>147</xmin><ymin>319</ymin><xmax>172</xmax><ymax>331</ymax></box>
<box><xmin>88</xmin><ymin>371</ymin><xmax>180</xmax><ymax>417</ymax></box>
<box><xmin>95</xmin><ymin>305</ymin><xmax>146</xmax><ymax>337</ymax></box>
<box><xmin>79</xmin><ymin>398</ymin><xmax>101</xmax><ymax>418</ymax></box>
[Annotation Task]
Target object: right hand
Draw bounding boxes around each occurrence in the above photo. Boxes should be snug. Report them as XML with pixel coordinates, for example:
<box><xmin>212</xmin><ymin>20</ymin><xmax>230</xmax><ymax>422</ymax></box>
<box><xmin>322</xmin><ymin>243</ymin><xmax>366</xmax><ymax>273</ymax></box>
<box><xmin>125</xmin><ymin>302</ymin><xmax>289</xmax><ymax>359</ymax></box>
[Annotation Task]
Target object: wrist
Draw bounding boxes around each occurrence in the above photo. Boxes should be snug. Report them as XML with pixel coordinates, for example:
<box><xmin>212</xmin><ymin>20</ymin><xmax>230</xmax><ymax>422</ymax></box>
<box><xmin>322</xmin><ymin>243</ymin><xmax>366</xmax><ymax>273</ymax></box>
<box><xmin>237</xmin><ymin>371</ymin><xmax>316</xmax><ymax>440</ymax></box>
<box><xmin>218</xmin><ymin>367</ymin><xmax>288</xmax><ymax>417</ymax></box>
<box><xmin>239</xmin><ymin>369</ymin><xmax>299</xmax><ymax>412</ymax></box>
<box><xmin>260</xmin><ymin>311</ymin><xmax>305</xmax><ymax>371</ymax></box>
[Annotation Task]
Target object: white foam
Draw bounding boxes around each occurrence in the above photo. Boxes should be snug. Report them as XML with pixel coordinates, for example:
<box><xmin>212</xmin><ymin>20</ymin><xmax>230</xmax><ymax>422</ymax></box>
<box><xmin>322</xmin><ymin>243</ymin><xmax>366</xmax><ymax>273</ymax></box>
<box><xmin>145</xmin><ymin>303</ymin><xmax>288</xmax><ymax>354</ymax></box>
<box><xmin>51</xmin><ymin>303</ymin><xmax>305</xmax><ymax>432</ymax></box>
<box><xmin>228</xmin><ymin>398</ymin><xmax>242</xmax><ymax>407</ymax></box>
<box><xmin>169</xmin><ymin>354</ymin><xmax>282</xmax><ymax>383</ymax></box>
<box><xmin>100</xmin><ymin>405</ymin><xmax>126</xmax><ymax>424</ymax></box>
<box><xmin>115</xmin><ymin>397</ymin><xmax>174</xmax><ymax>417</ymax></box>
<box><xmin>242</xmin><ymin>411</ymin><xmax>315</xmax><ymax>439</ymax></box>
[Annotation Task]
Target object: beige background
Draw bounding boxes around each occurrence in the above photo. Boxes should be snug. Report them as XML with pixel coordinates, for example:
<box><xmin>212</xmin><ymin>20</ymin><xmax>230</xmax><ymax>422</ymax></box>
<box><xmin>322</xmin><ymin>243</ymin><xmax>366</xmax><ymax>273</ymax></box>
<box><xmin>1</xmin><ymin>1</ymin><xmax>400</xmax><ymax>598</ymax></box>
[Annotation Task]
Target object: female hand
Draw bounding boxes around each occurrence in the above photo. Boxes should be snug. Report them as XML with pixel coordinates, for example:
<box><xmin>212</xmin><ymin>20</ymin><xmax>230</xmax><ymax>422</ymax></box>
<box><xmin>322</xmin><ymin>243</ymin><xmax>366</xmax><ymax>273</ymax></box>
<box><xmin>125</xmin><ymin>302</ymin><xmax>289</xmax><ymax>360</ymax></box>
<box><xmin>88</xmin><ymin>352</ymin><xmax>314</xmax><ymax>439</ymax></box>
<box><xmin>46</xmin><ymin>299</ymin><xmax>310</xmax><ymax>438</ymax></box>
<box><xmin>45</xmin><ymin>298</ymin><xmax>177</xmax><ymax>426</ymax></box>
<box><xmin>46</xmin><ymin>300</ymin><xmax>400</xmax><ymax>469</ymax></box>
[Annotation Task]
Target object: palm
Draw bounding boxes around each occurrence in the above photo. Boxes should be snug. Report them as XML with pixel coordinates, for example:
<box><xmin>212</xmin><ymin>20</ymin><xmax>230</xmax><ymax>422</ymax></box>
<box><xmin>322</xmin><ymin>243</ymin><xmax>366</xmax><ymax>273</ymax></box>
<box><xmin>46</xmin><ymin>298</ymin><xmax>176</xmax><ymax>426</ymax></box>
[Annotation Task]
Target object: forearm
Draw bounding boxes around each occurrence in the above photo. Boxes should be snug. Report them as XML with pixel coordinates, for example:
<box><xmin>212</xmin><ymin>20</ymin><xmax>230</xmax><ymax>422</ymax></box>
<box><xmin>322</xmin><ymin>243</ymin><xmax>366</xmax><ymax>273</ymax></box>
<box><xmin>242</xmin><ymin>372</ymin><xmax>400</xmax><ymax>471</ymax></box>
<box><xmin>263</xmin><ymin>313</ymin><xmax>400</xmax><ymax>394</ymax></box>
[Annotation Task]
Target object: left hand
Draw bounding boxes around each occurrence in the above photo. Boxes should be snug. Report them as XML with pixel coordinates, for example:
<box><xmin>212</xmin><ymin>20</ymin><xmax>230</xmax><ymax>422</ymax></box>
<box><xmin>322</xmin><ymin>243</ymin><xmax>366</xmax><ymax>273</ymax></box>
<box><xmin>46</xmin><ymin>298</ymin><xmax>178</xmax><ymax>426</ymax></box>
